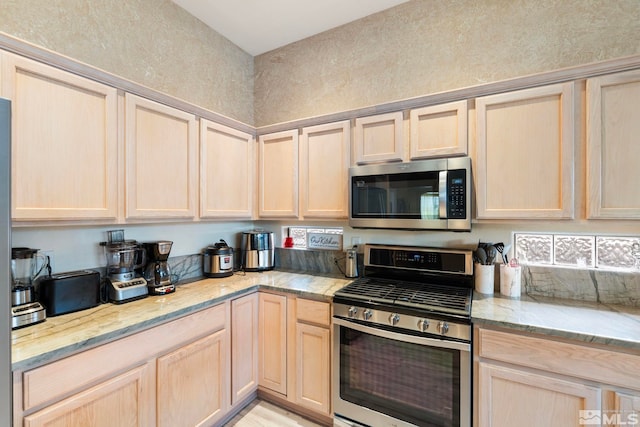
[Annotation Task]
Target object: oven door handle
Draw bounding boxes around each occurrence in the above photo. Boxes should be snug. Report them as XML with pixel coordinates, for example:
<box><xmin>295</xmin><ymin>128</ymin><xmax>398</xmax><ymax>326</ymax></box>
<box><xmin>333</xmin><ymin>317</ymin><xmax>470</xmax><ymax>352</ymax></box>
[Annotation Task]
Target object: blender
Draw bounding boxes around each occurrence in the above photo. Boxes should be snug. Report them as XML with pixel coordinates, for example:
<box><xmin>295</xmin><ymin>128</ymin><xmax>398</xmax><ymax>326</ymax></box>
<box><xmin>100</xmin><ymin>230</ymin><xmax>148</xmax><ymax>304</ymax></box>
<box><xmin>141</xmin><ymin>241</ymin><xmax>175</xmax><ymax>295</ymax></box>
<box><xmin>10</xmin><ymin>247</ymin><xmax>47</xmax><ymax>329</ymax></box>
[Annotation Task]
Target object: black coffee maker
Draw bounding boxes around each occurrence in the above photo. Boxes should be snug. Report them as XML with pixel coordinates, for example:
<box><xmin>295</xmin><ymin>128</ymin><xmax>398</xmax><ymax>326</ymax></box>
<box><xmin>141</xmin><ymin>241</ymin><xmax>175</xmax><ymax>295</ymax></box>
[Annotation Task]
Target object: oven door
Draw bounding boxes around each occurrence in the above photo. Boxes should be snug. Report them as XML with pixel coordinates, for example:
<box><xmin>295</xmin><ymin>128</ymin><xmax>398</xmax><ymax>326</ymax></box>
<box><xmin>333</xmin><ymin>318</ymin><xmax>470</xmax><ymax>427</ymax></box>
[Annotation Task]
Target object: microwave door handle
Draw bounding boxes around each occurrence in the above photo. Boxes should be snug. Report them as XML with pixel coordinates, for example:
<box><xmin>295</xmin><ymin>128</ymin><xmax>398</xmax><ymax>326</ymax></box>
<box><xmin>438</xmin><ymin>171</ymin><xmax>448</xmax><ymax>218</ymax></box>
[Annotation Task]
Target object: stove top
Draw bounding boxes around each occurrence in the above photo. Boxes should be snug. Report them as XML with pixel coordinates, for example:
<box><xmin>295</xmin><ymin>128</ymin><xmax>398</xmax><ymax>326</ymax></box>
<box><xmin>335</xmin><ymin>277</ymin><xmax>472</xmax><ymax>317</ymax></box>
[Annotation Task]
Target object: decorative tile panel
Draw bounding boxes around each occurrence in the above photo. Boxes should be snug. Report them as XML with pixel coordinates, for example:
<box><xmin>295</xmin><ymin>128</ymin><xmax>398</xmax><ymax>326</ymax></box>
<box><xmin>554</xmin><ymin>235</ymin><xmax>595</xmax><ymax>267</ymax></box>
<box><xmin>596</xmin><ymin>236</ymin><xmax>640</xmax><ymax>270</ymax></box>
<box><xmin>515</xmin><ymin>234</ymin><xmax>553</xmax><ymax>265</ymax></box>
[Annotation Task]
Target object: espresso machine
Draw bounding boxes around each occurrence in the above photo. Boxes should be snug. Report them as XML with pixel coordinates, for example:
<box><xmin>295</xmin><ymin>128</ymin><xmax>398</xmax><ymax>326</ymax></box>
<box><xmin>10</xmin><ymin>247</ymin><xmax>47</xmax><ymax>329</ymax></box>
<box><xmin>140</xmin><ymin>241</ymin><xmax>175</xmax><ymax>295</ymax></box>
<box><xmin>100</xmin><ymin>230</ymin><xmax>148</xmax><ymax>304</ymax></box>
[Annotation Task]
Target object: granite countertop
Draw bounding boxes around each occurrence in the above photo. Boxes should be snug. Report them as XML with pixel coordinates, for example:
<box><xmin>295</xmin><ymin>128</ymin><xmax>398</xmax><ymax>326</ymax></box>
<box><xmin>472</xmin><ymin>292</ymin><xmax>640</xmax><ymax>351</ymax></box>
<box><xmin>13</xmin><ymin>269</ymin><xmax>640</xmax><ymax>371</ymax></box>
<box><xmin>11</xmin><ymin>270</ymin><xmax>351</xmax><ymax>371</ymax></box>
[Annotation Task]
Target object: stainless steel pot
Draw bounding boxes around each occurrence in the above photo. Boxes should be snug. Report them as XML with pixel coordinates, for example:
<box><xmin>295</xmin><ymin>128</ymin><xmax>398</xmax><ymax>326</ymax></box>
<box><xmin>203</xmin><ymin>240</ymin><xmax>234</xmax><ymax>278</ymax></box>
<box><xmin>240</xmin><ymin>231</ymin><xmax>274</xmax><ymax>271</ymax></box>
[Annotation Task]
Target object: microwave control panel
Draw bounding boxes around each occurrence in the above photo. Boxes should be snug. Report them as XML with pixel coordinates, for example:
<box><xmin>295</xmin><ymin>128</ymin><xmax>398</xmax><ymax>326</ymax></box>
<box><xmin>447</xmin><ymin>169</ymin><xmax>466</xmax><ymax>219</ymax></box>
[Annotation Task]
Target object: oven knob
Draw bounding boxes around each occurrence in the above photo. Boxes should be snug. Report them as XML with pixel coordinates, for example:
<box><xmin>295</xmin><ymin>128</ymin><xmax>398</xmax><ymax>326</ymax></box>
<box><xmin>418</xmin><ymin>319</ymin><xmax>430</xmax><ymax>332</ymax></box>
<box><xmin>390</xmin><ymin>313</ymin><xmax>400</xmax><ymax>325</ymax></box>
<box><xmin>438</xmin><ymin>321</ymin><xmax>449</xmax><ymax>335</ymax></box>
<box><xmin>363</xmin><ymin>309</ymin><xmax>373</xmax><ymax>321</ymax></box>
<box><xmin>348</xmin><ymin>306</ymin><xmax>358</xmax><ymax>318</ymax></box>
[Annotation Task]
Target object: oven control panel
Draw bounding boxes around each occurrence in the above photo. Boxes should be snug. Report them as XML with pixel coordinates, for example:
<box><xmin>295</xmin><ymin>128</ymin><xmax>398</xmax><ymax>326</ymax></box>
<box><xmin>365</xmin><ymin>244</ymin><xmax>473</xmax><ymax>275</ymax></box>
<box><xmin>334</xmin><ymin>303</ymin><xmax>471</xmax><ymax>342</ymax></box>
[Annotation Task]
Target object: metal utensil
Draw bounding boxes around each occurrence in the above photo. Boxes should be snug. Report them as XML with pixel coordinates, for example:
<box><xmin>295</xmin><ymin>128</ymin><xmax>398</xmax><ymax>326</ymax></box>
<box><xmin>485</xmin><ymin>245</ymin><xmax>497</xmax><ymax>264</ymax></box>
<box><xmin>475</xmin><ymin>247</ymin><xmax>487</xmax><ymax>265</ymax></box>
<box><xmin>501</xmin><ymin>244</ymin><xmax>512</xmax><ymax>264</ymax></box>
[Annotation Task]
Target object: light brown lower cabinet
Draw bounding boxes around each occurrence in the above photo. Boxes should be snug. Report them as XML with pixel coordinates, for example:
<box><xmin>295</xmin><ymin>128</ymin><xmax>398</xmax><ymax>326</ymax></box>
<box><xmin>475</xmin><ymin>326</ymin><xmax>640</xmax><ymax>427</ymax></box>
<box><xmin>258</xmin><ymin>292</ymin><xmax>332</xmax><ymax>423</ymax></box>
<box><xmin>23</xmin><ymin>364</ymin><xmax>152</xmax><ymax>427</ymax></box>
<box><xmin>13</xmin><ymin>295</ymin><xmax>261</xmax><ymax>427</ymax></box>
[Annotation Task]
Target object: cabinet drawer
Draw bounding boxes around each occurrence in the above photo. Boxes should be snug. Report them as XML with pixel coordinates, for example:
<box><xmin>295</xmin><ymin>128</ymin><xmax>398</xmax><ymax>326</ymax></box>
<box><xmin>296</xmin><ymin>299</ymin><xmax>330</xmax><ymax>326</ymax></box>
<box><xmin>478</xmin><ymin>327</ymin><xmax>640</xmax><ymax>390</ymax></box>
<box><xmin>22</xmin><ymin>303</ymin><xmax>228</xmax><ymax>411</ymax></box>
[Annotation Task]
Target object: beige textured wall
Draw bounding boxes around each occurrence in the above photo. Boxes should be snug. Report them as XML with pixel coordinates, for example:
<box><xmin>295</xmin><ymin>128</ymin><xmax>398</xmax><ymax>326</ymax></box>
<box><xmin>0</xmin><ymin>0</ymin><xmax>254</xmax><ymax>125</ymax></box>
<box><xmin>254</xmin><ymin>0</ymin><xmax>640</xmax><ymax>127</ymax></box>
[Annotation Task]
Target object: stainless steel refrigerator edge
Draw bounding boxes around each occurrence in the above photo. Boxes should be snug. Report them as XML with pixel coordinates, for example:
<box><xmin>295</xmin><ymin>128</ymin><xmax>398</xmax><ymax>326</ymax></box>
<box><xmin>1</xmin><ymin>98</ymin><xmax>12</xmax><ymax>426</ymax></box>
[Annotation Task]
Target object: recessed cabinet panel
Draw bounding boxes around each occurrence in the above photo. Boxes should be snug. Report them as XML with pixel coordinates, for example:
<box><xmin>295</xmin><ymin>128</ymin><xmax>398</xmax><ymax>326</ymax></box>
<box><xmin>410</xmin><ymin>100</ymin><xmax>468</xmax><ymax>159</ymax></box>
<box><xmin>200</xmin><ymin>120</ymin><xmax>253</xmax><ymax>218</ymax></box>
<box><xmin>157</xmin><ymin>330</ymin><xmax>229</xmax><ymax>427</ymax></box>
<box><xmin>125</xmin><ymin>94</ymin><xmax>197</xmax><ymax>219</ymax></box>
<box><xmin>258</xmin><ymin>293</ymin><xmax>288</xmax><ymax>395</ymax></box>
<box><xmin>23</xmin><ymin>365</ymin><xmax>151</xmax><ymax>427</ymax></box>
<box><xmin>2</xmin><ymin>53</ymin><xmax>118</xmax><ymax>221</ymax></box>
<box><xmin>295</xmin><ymin>323</ymin><xmax>330</xmax><ymax>414</ymax></box>
<box><xmin>478</xmin><ymin>363</ymin><xmax>601</xmax><ymax>427</ymax></box>
<box><xmin>587</xmin><ymin>70</ymin><xmax>640</xmax><ymax>219</ymax></box>
<box><xmin>300</xmin><ymin>121</ymin><xmax>350</xmax><ymax>218</ymax></box>
<box><xmin>354</xmin><ymin>112</ymin><xmax>404</xmax><ymax>164</ymax></box>
<box><xmin>231</xmin><ymin>293</ymin><xmax>258</xmax><ymax>405</ymax></box>
<box><xmin>475</xmin><ymin>83</ymin><xmax>574</xmax><ymax>219</ymax></box>
<box><xmin>258</xmin><ymin>130</ymin><xmax>299</xmax><ymax>218</ymax></box>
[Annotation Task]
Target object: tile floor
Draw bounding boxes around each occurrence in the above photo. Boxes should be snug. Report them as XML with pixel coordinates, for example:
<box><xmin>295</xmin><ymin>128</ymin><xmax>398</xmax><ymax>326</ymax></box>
<box><xmin>224</xmin><ymin>399</ymin><xmax>323</xmax><ymax>427</ymax></box>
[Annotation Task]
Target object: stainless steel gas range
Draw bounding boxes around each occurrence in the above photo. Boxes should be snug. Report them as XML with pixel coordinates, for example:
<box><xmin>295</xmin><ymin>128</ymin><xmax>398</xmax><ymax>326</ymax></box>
<box><xmin>332</xmin><ymin>244</ymin><xmax>473</xmax><ymax>427</ymax></box>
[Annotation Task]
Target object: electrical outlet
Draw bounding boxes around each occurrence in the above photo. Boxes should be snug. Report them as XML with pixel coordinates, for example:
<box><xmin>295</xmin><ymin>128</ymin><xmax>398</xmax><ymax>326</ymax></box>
<box><xmin>351</xmin><ymin>237</ymin><xmax>361</xmax><ymax>246</ymax></box>
<box><xmin>42</xmin><ymin>250</ymin><xmax>55</xmax><ymax>274</ymax></box>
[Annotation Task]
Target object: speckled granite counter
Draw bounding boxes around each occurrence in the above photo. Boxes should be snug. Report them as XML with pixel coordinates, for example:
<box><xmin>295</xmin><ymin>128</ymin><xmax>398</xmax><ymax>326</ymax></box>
<box><xmin>472</xmin><ymin>293</ymin><xmax>640</xmax><ymax>351</ymax></box>
<box><xmin>11</xmin><ymin>270</ymin><xmax>351</xmax><ymax>371</ymax></box>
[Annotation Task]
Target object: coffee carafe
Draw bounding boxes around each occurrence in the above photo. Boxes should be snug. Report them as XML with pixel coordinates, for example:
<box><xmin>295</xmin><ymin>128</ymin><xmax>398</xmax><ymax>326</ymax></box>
<box><xmin>141</xmin><ymin>241</ymin><xmax>175</xmax><ymax>295</ymax></box>
<box><xmin>10</xmin><ymin>247</ymin><xmax>47</xmax><ymax>328</ymax></box>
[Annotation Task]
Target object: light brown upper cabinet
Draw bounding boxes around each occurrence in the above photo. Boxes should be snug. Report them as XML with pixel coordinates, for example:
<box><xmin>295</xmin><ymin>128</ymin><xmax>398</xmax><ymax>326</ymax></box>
<box><xmin>475</xmin><ymin>83</ymin><xmax>575</xmax><ymax>219</ymax></box>
<box><xmin>1</xmin><ymin>52</ymin><xmax>118</xmax><ymax>221</ymax></box>
<box><xmin>300</xmin><ymin>121</ymin><xmax>350</xmax><ymax>219</ymax></box>
<box><xmin>587</xmin><ymin>70</ymin><xmax>640</xmax><ymax>219</ymax></box>
<box><xmin>409</xmin><ymin>100</ymin><xmax>468</xmax><ymax>159</ymax></box>
<box><xmin>200</xmin><ymin>120</ymin><xmax>254</xmax><ymax>219</ymax></box>
<box><xmin>125</xmin><ymin>94</ymin><xmax>197</xmax><ymax>220</ymax></box>
<box><xmin>258</xmin><ymin>129</ymin><xmax>299</xmax><ymax>218</ymax></box>
<box><xmin>354</xmin><ymin>111</ymin><xmax>404</xmax><ymax>164</ymax></box>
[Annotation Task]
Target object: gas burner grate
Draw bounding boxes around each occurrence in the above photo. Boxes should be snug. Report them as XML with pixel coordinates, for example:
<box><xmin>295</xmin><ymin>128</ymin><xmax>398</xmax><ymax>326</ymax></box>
<box><xmin>335</xmin><ymin>277</ymin><xmax>471</xmax><ymax>317</ymax></box>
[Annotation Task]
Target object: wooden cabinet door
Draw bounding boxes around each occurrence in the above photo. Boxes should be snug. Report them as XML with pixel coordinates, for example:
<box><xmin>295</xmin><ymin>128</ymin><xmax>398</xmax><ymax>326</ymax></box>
<box><xmin>1</xmin><ymin>52</ymin><xmax>118</xmax><ymax>221</ymax></box>
<box><xmin>478</xmin><ymin>362</ymin><xmax>600</xmax><ymax>427</ymax></box>
<box><xmin>354</xmin><ymin>111</ymin><xmax>404</xmax><ymax>164</ymax></box>
<box><xmin>125</xmin><ymin>94</ymin><xmax>197</xmax><ymax>220</ymax></box>
<box><xmin>231</xmin><ymin>293</ymin><xmax>258</xmax><ymax>406</ymax></box>
<box><xmin>300</xmin><ymin>120</ymin><xmax>350</xmax><ymax>219</ymax></box>
<box><xmin>156</xmin><ymin>329</ymin><xmax>230</xmax><ymax>427</ymax></box>
<box><xmin>295</xmin><ymin>322</ymin><xmax>331</xmax><ymax>415</ymax></box>
<box><xmin>410</xmin><ymin>100</ymin><xmax>468</xmax><ymax>159</ymax></box>
<box><xmin>23</xmin><ymin>364</ymin><xmax>152</xmax><ymax>427</ymax></box>
<box><xmin>258</xmin><ymin>292</ymin><xmax>287</xmax><ymax>394</ymax></box>
<box><xmin>587</xmin><ymin>70</ymin><xmax>640</xmax><ymax>219</ymax></box>
<box><xmin>258</xmin><ymin>130</ymin><xmax>299</xmax><ymax>218</ymax></box>
<box><xmin>475</xmin><ymin>83</ymin><xmax>574</xmax><ymax>219</ymax></box>
<box><xmin>200</xmin><ymin>119</ymin><xmax>254</xmax><ymax>219</ymax></box>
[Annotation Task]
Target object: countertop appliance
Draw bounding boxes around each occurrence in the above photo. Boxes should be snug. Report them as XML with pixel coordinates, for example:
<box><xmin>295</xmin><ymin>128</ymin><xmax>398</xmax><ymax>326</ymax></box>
<box><xmin>203</xmin><ymin>240</ymin><xmax>234</xmax><ymax>278</ymax></box>
<box><xmin>10</xmin><ymin>247</ymin><xmax>46</xmax><ymax>329</ymax></box>
<box><xmin>141</xmin><ymin>241</ymin><xmax>175</xmax><ymax>295</ymax></box>
<box><xmin>101</xmin><ymin>230</ymin><xmax>148</xmax><ymax>304</ymax></box>
<box><xmin>38</xmin><ymin>270</ymin><xmax>101</xmax><ymax>316</ymax></box>
<box><xmin>240</xmin><ymin>231</ymin><xmax>274</xmax><ymax>271</ymax></box>
<box><xmin>349</xmin><ymin>157</ymin><xmax>471</xmax><ymax>231</ymax></box>
<box><xmin>1</xmin><ymin>97</ymin><xmax>12</xmax><ymax>427</ymax></box>
<box><xmin>332</xmin><ymin>244</ymin><xmax>473</xmax><ymax>427</ymax></box>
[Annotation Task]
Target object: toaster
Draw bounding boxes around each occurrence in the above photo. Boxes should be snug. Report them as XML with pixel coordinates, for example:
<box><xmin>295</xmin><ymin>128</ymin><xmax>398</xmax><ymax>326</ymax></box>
<box><xmin>38</xmin><ymin>270</ymin><xmax>101</xmax><ymax>316</ymax></box>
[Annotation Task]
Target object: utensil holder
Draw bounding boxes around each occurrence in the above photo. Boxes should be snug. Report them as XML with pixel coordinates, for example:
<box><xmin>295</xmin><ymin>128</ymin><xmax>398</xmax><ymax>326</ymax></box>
<box><xmin>500</xmin><ymin>264</ymin><xmax>522</xmax><ymax>297</ymax></box>
<box><xmin>474</xmin><ymin>263</ymin><xmax>495</xmax><ymax>294</ymax></box>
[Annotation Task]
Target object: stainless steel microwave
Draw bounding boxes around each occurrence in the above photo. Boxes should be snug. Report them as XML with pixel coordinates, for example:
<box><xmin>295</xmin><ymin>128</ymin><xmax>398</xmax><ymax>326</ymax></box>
<box><xmin>349</xmin><ymin>157</ymin><xmax>471</xmax><ymax>231</ymax></box>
